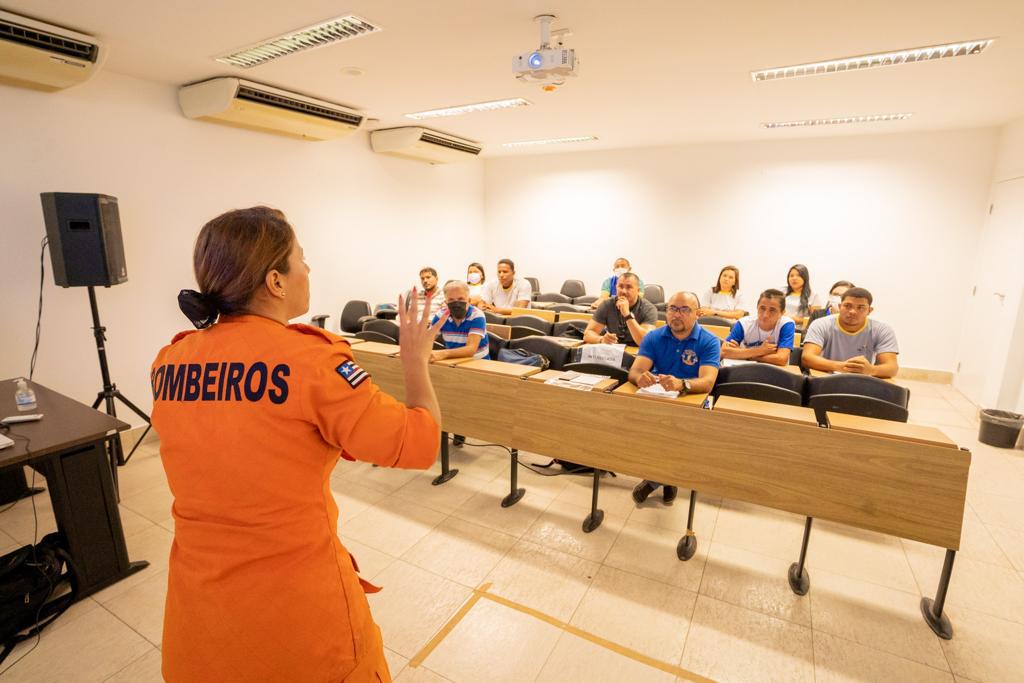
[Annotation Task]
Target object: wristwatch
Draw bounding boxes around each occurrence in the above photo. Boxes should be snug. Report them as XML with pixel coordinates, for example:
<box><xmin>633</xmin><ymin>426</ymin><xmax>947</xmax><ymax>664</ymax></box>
<box><xmin>625</xmin><ymin>313</ymin><xmax>635</xmax><ymax>321</ymax></box>
<box><xmin>682</xmin><ymin>379</ymin><xmax>692</xmax><ymax>395</ymax></box>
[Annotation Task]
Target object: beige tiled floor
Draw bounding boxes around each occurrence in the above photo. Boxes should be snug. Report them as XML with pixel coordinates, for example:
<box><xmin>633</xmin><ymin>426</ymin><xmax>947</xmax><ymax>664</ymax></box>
<box><xmin>2</xmin><ymin>378</ymin><xmax>1023</xmax><ymax>681</ymax></box>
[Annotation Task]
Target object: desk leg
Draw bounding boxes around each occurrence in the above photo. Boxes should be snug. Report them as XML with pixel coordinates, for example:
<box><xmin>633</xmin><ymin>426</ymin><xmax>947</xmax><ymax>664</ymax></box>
<box><xmin>788</xmin><ymin>516</ymin><xmax>813</xmax><ymax>595</ymax></box>
<box><xmin>676</xmin><ymin>490</ymin><xmax>699</xmax><ymax>561</ymax></box>
<box><xmin>921</xmin><ymin>549</ymin><xmax>956</xmax><ymax>639</ymax></box>
<box><xmin>501</xmin><ymin>449</ymin><xmax>525</xmax><ymax>507</ymax></box>
<box><xmin>431</xmin><ymin>432</ymin><xmax>459</xmax><ymax>486</ymax></box>
<box><xmin>38</xmin><ymin>439</ymin><xmax>149</xmax><ymax>598</ymax></box>
<box><xmin>582</xmin><ymin>469</ymin><xmax>604</xmax><ymax>533</ymax></box>
<box><xmin>0</xmin><ymin>467</ymin><xmax>45</xmax><ymax>504</ymax></box>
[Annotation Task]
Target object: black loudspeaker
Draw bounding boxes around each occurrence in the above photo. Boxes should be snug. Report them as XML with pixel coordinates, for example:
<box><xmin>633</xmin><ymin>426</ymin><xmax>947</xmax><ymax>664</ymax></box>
<box><xmin>40</xmin><ymin>192</ymin><xmax>127</xmax><ymax>287</ymax></box>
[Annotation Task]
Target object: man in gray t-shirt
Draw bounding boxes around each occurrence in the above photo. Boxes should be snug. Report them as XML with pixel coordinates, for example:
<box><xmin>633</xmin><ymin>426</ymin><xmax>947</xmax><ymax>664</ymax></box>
<box><xmin>583</xmin><ymin>272</ymin><xmax>658</xmax><ymax>346</ymax></box>
<box><xmin>802</xmin><ymin>287</ymin><xmax>899</xmax><ymax>378</ymax></box>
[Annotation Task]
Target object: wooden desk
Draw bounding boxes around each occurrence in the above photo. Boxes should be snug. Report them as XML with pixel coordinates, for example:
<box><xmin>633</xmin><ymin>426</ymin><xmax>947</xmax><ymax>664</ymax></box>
<box><xmin>827</xmin><ymin>413</ymin><xmax>957</xmax><ymax>448</ymax></box>
<box><xmin>510</xmin><ymin>307</ymin><xmax>556</xmax><ymax>322</ymax></box>
<box><xmin>0</xmin><ymin>380</ymin><xmax>148</xmax><ymax>597</ymax></box>
<box><xmin>558</xmin><ymin>311</ymin><xmax>593</xmax><ymax>322</ymax></box>
<box><xmin>625</xmin><ymin>346</ymin><xmax>639</xmax><ymax>355</ymax></box>
<box><xmin>704</xmin><ymin>324</ymin><xmax>731</xmax><ymax>340</ymax></box>
<box><xmin>712</xmin><ymin>395</ymin><xmax>818</xmax><ymax>426</ymax></box>
<box><xmin>613</xmin><ymin>382</ymin><xmax>709</xmax><ymax>407</ymax></box>
<box><xmin>457</xmin><ymin>359</ymin><xmax>543</xmax><ymax>378</ymax></box>
<box><xmin>353</xmin><ymin>341</ymin><xmax>401</xmax><ymax>356</ymax></box>
<box><xmin>530</xmin><ymin>370</ymin><xmax>619</xmax><ymax>392</ymax></box>
<box><xmin>430</xmin><ymin>356</ymin><xmax>478</xmax><ymax>368</ymax></box>
<box><xmin>346</xmin><ymin>337</ymin><xmax>366</xmax><ymax>345</ymax></box>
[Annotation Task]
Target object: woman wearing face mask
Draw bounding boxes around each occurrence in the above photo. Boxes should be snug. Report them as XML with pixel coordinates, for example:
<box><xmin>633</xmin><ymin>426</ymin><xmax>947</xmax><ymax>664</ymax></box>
<box><xmin>699</xmin><ymin>265</ymin><xmax>746</xmax><ymax>320</ymax></box>
<box><xmin>466</xmin><ymin>262</ymin><xmax>486</xmax><ymax>306</ymax></box>
<box><xmin>784</xmin><ymin>263</ymin><xmax>824</xmax><ymax>321</ymax></box>
<box><xmin>591</xmin><ymin>257</ymin><xmax>645</xmax><ymax>309</ymax></box>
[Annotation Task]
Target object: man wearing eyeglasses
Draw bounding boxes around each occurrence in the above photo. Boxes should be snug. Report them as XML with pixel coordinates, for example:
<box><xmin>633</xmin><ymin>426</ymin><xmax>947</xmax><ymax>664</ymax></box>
<box><xmin>801</xmin><ymin>287</ymin><xmax>899</xmax><ymax>379</ymax></box>
<box><xmin>628</xmin><ymin>291</ymin><xmax>720</xmax><ymax>505</ymax></box>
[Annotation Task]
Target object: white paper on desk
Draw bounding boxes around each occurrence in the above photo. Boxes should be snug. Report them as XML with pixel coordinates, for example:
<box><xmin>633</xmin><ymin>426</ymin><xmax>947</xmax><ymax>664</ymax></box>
<box><xmin>635</xmin><ymin>385</ymin><xmax>680</xmax><ymax>399</ymax></box>
<box><xmin>579</xmin><ymin>344</ymin><xmax>625</xmax><ymax>367</ymax></box>
<box><xmin>721</xmin><ymin>358</ymin><xmax>755</xmax><ymax>367</ymax></box>
<box><xmin>544</xmin><ymin>378</ymin><xmax>594</xmax><ymax>391</ymax></box>
<box><xmin>560</xmin><ymin>371</ymin><xmax>608</xmax><ymax>386</ymax></box>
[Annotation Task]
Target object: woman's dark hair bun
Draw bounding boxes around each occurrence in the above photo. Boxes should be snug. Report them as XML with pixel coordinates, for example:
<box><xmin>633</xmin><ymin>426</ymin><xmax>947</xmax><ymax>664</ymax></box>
<box><xmin>178</xmin><ymin>289</ymin><xmax>219</xmax><ymax>329</ymax></box>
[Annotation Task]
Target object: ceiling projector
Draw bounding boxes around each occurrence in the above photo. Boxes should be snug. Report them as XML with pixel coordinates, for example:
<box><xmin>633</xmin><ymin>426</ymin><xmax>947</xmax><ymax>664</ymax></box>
<box><xmin>512</xmin><ymin>14</ymin><xmax>578</xmax><ymax>91</ymax></box>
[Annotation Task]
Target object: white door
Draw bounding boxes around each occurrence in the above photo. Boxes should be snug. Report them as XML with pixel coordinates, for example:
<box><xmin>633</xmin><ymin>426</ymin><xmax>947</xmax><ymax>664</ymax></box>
<box><xmin>955</xmin><ymin>177</ymin><xmax>1024</xmax><ymax>408</ymax></box>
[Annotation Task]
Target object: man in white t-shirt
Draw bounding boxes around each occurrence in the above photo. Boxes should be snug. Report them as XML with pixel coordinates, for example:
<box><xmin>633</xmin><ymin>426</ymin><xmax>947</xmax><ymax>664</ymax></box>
<box><xmin>720</xmin><ymin>289</ymin><xmax>795</xmax><ymax>367</ymax></box>
<box><xmin>479</xmin><ymin>258</ymin><xmax>532</xmax><ymax>315</ymax></box>
<box><xmin>801</xmin><ymin>287</ymin><xmax>899</xmax><ymax>378</ymax></box>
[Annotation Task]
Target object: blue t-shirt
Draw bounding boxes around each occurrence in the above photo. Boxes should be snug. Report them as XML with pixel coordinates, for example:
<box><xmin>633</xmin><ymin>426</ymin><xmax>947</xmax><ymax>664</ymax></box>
<box><xmin>431</xmin><ymin>305</ymin><xmax>488</xmax><ymax>359</ymax></box>
<box><xmin>637</xmin><ymin>323</ymin><xmax>721</xmax><ymax>379</ymax></box>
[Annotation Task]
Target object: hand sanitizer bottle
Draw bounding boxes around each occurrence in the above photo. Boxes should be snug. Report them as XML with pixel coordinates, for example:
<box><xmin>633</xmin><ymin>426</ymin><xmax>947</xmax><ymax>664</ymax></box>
<box><xmin>15</xmin><ymin>379</ymin><xmax>37</xmax><ymax>412</ymax></box>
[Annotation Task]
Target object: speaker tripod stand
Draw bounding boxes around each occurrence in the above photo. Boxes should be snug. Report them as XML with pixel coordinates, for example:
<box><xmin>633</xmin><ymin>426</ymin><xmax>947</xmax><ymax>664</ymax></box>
<box><xmin>87</xmin><ymin>287</ymin><xmax>151</xmax><ymax>490</ymax></box>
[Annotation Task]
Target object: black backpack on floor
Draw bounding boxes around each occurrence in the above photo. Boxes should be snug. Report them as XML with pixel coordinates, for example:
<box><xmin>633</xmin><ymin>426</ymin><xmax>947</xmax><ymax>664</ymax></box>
<box><xmin>0</xmin><ymin>532</ymin><xmax>78</xmax><ymax>664</ymax></box>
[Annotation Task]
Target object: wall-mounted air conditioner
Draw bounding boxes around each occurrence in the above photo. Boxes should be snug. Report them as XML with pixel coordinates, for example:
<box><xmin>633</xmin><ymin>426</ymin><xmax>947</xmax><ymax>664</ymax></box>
<box><xmin>0</xmin><ymin>9</ymin><xmax>104</xmax><ymax>91</ymax></box>
<box><xmin>370</xmin><ymin>127</ymin><xmax>482</xmax><ymax>164</ymax></box>
<box><xmin>178</xmin><ymin>77</ymin><xmax>363</xmax><ymax>141</ymax></box>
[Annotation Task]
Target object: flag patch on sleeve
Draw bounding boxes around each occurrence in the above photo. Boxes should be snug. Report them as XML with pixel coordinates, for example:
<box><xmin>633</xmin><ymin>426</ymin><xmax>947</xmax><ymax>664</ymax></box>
<box><xmin>336</xmin><ymin>360</ymin><xmax>369</xmax><ymax>388</ymax></box>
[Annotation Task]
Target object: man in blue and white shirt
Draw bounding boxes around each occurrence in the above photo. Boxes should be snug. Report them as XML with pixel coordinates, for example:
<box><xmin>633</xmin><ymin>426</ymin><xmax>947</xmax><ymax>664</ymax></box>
<box><xmin>430</xmin><ymin>281</ymin><xmax>489</xmax><ymax>362</ymax></box>
<box><xmin>720</xmin><ymin>289</ymin><xmax>795</xmax><ymax>367</ymax></box>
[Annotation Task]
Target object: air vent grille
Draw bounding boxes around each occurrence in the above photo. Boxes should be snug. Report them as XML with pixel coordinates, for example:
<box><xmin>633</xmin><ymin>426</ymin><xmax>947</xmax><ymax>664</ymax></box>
<box><xmin>236</xmin><ymin>86</ymin><xmax>362</xmax><ymax>125</ymax></box>
<box><xmin>420</xmin><ymin>133</ymin><xmax>481</xmax><ymax>155</ymax></box>
<box><xmin>216</xmin><ymin>15</ymin><xmax>381</xmax><ymax>68</ymax></box>
<box><xmin>0</xmin><ymin>18</ymin><xmax>96</xmax><ymax>61</ymax></box>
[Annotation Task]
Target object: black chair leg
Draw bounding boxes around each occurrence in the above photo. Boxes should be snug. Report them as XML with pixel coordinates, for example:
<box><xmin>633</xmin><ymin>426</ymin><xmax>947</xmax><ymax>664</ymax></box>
<box><xmin>502</xmin><ymin>448</ymin><xmax>525</xmax><ymax>507</ymax></box>
<box><xmin>582</xmin><ymin>469</ymin><xmax>605</xmax><ymax>533</ymax></box>
<box><xmin>431</xmin><ymin>431</ymin><xmax>459</xmax><ymax>486</ymax></box>
<box><xmin>788</xmin><ymin>516</ymin><xmax>813</xmax><ymax>595</ymax></box>
<box><xmin>920</xmin><ymin>549</ymin><xmax>956</xmax><ymax>639</ymax></box>
<box><xmin>676</xmin><ymin>490</ymin><xmax>699</xmax><ymax>560</ymax></box>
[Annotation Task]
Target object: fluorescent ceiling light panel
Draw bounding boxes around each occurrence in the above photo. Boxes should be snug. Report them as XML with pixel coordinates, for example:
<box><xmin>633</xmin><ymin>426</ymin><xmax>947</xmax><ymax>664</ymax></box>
<box><xmin>751</xmin><ymin>38</ymin><xmax>994</xmax><ymax>81</ymax></box>
<box><xmin>761</xmin><ymin>113</ymin><xmax>913</xmax><ymax>129</ymax></box>
<box><xmin>502</xmin><ymin>136</ymin><xmax>597</xmax><ymax>148</ymax></box>
<box><xmin>405</xmin><ymin>98</ymin><xmax>531</xmax><ymax>120</ymax></box>
<box><xmin>216</xmin><ymin>15</ymin><xmax>381</xmax><ymax>68</ymax></box>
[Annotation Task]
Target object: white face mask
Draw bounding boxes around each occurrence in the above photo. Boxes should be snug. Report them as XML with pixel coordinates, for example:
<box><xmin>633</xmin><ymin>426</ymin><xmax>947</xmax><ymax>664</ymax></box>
<box><xmin>828</xmin><ymin>295</ymin><xmax>841</xmax><ymax>308</ymax></box>
<box><xmin>613</xmin><ymin>267</ymin><xmax>627</xmax><ymax>276</ymax></box>
<box><xmin>467</xmin><ymin>272</ymin><xmax>482</xmax><ymax>284</ymax></box>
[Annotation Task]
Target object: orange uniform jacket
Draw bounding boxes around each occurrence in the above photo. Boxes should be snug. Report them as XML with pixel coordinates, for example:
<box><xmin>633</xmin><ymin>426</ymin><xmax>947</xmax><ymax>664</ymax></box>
<box><xmin>150</xmin><ymin>315</ymin><xmax>439</xmax><ymax>682</ymax></box>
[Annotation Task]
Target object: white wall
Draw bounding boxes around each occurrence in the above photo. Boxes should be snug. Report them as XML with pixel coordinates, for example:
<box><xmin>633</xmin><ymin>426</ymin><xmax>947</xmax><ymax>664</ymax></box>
<box><xmin>484</xmin><ymin>129</ymin><xmax>999</xmax><ymax>371</ymax></box>
<box><xmin>0</xmin><ymin>71</ymin><xmax>484</xmax><ymax>425</ymax></box>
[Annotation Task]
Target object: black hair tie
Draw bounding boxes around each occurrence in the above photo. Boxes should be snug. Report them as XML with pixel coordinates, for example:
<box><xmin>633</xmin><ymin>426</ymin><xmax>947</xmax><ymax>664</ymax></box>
<box><xmin>178</xmin><ymin>289</ymin><xmax>219</xmax><ymax>329</ymax></box>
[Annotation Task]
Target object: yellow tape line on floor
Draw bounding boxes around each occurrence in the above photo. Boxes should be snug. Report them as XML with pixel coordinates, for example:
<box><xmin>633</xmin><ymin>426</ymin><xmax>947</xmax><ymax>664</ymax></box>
<box><xmin>408</xmin><ymin>582</ymin><xmax>716</xmax><ymax>682</ymax></box>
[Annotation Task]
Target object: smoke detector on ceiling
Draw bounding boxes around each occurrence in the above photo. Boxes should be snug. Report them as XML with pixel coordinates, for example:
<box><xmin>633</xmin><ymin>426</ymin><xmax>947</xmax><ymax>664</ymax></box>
<box><xmin>512</xmin><ymin>14</ymin><xmax>578</xmax><ymax>92</ymax></box>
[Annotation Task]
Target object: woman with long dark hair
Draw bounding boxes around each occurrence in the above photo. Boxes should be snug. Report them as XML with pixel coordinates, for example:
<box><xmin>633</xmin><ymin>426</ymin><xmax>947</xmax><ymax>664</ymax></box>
<box><xmin>699</xmin><ymin>265</ymin><xmax>746</xmax><ymax>320</ymax></box>
<box><xmin>784</xmin><ymin>263</ymin><xmax>823</xmax><ymax>319</ymax></box>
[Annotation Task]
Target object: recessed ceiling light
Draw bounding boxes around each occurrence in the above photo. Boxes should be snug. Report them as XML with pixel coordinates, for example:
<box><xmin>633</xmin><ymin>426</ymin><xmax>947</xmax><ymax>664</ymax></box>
<box><xmin>751</xmin><ymin>38</ymin><xmax>994</xmax><ymax>82</ymax></box>
<box><xmin>502</xmin><ymin>135</ymin><xmax>597</xmax><ymax>148</ymax></box>
<box><xmin>761</xmin><ymin>113</ymin><xmax>913</xmax><ymax>129</ymax></box>
<box><xmin>405</xmin><ymin>98</ymin><xmax>531</xmax><ymax>120</ymax></box>
<box><xmin>215</xmin><ymin>15</ymin><xmax>382</xmax><ymax>68</ymax></box>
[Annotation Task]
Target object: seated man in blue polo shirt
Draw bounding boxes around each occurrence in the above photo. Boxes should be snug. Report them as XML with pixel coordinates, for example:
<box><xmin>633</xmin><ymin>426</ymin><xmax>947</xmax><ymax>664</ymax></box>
<box><xmin>431</xmin><ymin>280</ymin><xmax>489</xmax><ymax>362</ymax></box>
<box><xmin>628</xmin><ymin>291</ymin><xmax>721</xmax><ymax>505</ymax></box>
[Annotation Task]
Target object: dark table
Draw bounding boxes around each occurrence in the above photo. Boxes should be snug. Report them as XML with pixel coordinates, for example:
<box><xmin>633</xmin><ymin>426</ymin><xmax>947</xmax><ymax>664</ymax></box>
<box><xmin>0</xmin><ymin>379</ymin><xmax>149</xmax><ymax>597</ymax></box>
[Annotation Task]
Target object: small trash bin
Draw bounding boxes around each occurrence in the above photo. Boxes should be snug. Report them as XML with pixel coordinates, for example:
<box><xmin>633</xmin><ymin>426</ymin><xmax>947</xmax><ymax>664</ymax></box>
<box><xmin>978</xmin><ymin>409</ymin><xmax>1024</xmax><ymax>448</ymax></box>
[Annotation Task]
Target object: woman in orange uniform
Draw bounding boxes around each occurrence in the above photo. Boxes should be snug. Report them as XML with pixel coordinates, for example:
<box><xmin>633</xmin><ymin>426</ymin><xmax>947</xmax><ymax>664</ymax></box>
<box><xmin>150</xmin><ymin>206</ymin><xmax>445</xmax><ymax>681</ymax></box>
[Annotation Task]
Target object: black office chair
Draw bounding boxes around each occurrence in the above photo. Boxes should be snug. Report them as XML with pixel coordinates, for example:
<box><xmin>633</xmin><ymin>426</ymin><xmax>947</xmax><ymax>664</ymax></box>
<box><xmin>340</xmin><ymin>300</ymin><xmax>374</xmax><ymax>334</ymax></box>
<box><xmin>311</xmin><ymin>314</ymin><xmax>329</xmax><ymax>329</ymax></box>
<box><xmin>644</xmin><ymin>284</ymin><xmax>665</xmax><ymax>306</ymax></box>
<box><xmin>433</xmin><ymin>336</ymin><xmax>446</xmax><ymax>350</ymax></box>
<box><xmin>504</xmin><ymin>315</ymin><xmax>553</xmax><ymax>335</ymax></box>
<box><xmin>789</xmin><ymin>347</ymin><xmax>803</xmax><ymax>369</ymax></box>
<box><xmin>509</xmin><ymin>337</ymin><xmax>571</xmax><ymax>370</ymax></box>
<box><xmin>374</xmin><ymin>303</ymin><xmax>398</xmax><ymax>320</ymax></box>
<box><xmin>698</xmin><ymin>315</ymin><xmax>733</xmax><ymax>327</ymax></box>
<box><xmin>508</xmin><ymin>326</ymin><xmax>544</xmax><ymax>340</ymax></box>
<box><xmin>713</xmin><ymin>364</ymin><xmax>807</xmax><ymax>406</ymax></box>
<box><xmin>487</xmin><ymin>331</ymin><xmax>510</xmax><ymax>359</ymax></box>
<box><xmin>547</xmin><ymin>304</ymin><xmax>584</xmax><ymax>313</ymax></box>
<box><xmin>525</xmin><ymin>277</ymin><xmax>541</xmax><ymax>301</ymax></box>
<box><xmin>362</xmin><ymin>319</ymin><xmax>400</xmax><ymax>342</ymax></box>
<box><xmin>657</xmin><ymin>311</ymin><xmax>667</xmax><ymax>322</ymax></box>
<box><xmin>354</xmin><ymin>330</ymin><xmax>399</xmax><ymax>344</ymax></box>
<box><xmin>807</xmin><ymin>309</ymin><xmax>831</xmax><ymax>326</ymax></box>
<box><xmin>806</xmin><ymin>374</ymin><xmax>910</xmax><ymax>423</ymax></box>
<box><xmin>535</xmin><ymin>292</ymin><xmax>572</xmax><ymax>303</ymax></box>
<box><xmin>573</xmin><ymin>295</ymin><xmax>598</xmax><ymax>306</ymax></box>
<box><xmin>483</xmin><ymin>311</ymin><xmax>506</xmax><ymax>325</ymax></box>
<box><xmin>560</xmin><ymin>280</ymin><xmax>587</xmax><ymax>299</ymax></box>
<box><xmin>553</xmin><ymin>320</ymin><xmax>588</xmax><ymax>337</ymax></box>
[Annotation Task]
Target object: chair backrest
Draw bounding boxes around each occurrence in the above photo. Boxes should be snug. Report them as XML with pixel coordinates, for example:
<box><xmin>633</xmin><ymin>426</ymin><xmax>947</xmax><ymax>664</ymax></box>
<box><xmin>355</xmin><ymin>330</ymin><xmax>399</xmax><ymax>344</ymax></box>
<box><xmin>572</xmin><ymin>295</ymin><xmax>598</xmax><ymax>306</ymax></box>
<box><xmin>715</xmin><ymin>363</ymin><xmax>807</xmax><ymax>394</ymax></box>
<box><xmin>547</xmin><ymin>303</ymin><xmax>583</xmax><ymax>313</ymax></box>
<box><xmin>504</xmin><ymin>315</ymin><xmax>553</xmax><ymax>335</ymax></box>
<box><xmin>714</xmin><ymin>382</ymin><xmax>804</xmax><ymax>406</ymax></box>
<box><xmin>487</xmin><ymin>331</ymin><xmax>509</xmax><ymax>359</ymax></box>
<box><xmin>509</xmin><ymin>337</ymin><xmax>571</xmax><ymax>370</ymax></box>
<box><xmin>508</xmin><ymin>325</ymin><xmax>544</xmax><ymax>340</ymax></box>
<box><xmin>644</xmin><ymin>284</ymin><xmax>665</xmax><ymax>305</ymax></box>
<box><xmin>362</xmin><ymin>318</ymin><xmax>400</xmax><ymax>341</ymax></box>
<box><xmin>806</xmin><ymin>374</ymin><xmax>910</xmax><ymax>423</ymax></box>
<box><xmin>483</xmin><ymin>311</ymin><xmax>507</xmax><ymax>325</ymax></box>
<box><xmin>789</xmin><ymin>346</ymin><xmax>803</xmax><ymax>367</ymax></box>
<box><xmin>525</xmin><ymin>277</ymin><xmax>541</xmax><ymax>294</ymax></box>
<box><xmin>698</xmin><ymin>315</ymin><xmax>734</xmax><ymax>327</ymax></box>
<box><xmin>535</xmin><ymin>292</ymin><xmax>572</xmax><ymax>303</ymax></box>
<box><xmin>552</xmin><ymin>320</ymin><xmax>588</xmax><ymax>338</ymax></box>
<box><xmin>562</xmin><ymin>362</ymin><xmax>629</xmax><ymax>384</ymax></box>
<box><xmin>341</xmin><ymin>300</ymin><xmax>373</xmax><ymax>333</ymax></box>
<box><xmin>374</xmin><ymin>303</ymin><xmax>398</xmax><ymax>320</ymax></box>
<box><xmin>560</xmin><ymin>279</ymin><xmax>587</xmax><ymax>298</ymax></box>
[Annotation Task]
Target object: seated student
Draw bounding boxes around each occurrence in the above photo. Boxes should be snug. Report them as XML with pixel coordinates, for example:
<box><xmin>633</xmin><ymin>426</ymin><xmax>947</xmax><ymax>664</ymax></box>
<box><xmin>629</xmin><ymin>291</ymin><xmax>720</xmax><ymax>505</ymax></box>
<box><xmin>466</xmin><ymin>262</ymin><xmax>486</xmax><ymax>306</ymax></box>
<box><xmin>583</xmin><ymin>272</ymin><xmax>657</xmax><ymax>346</ymax></box>
<box><xmin>720</xmin><ymin>289</ymin><xmax>795</xmax><ymax>367</ymax></box>
<box><xmin>801</xmin><ymin>286</ymin><xmax>899</xmax><ymax>378</ymax></box>
<box><xmin>699</xmin><ymin>265</ymin><xmax>746</xmax><ymax>320</ymax></box>
<box><xmin>784</xmin><ymin>263</ymin><xmax>824</xmax><ymax>320</ymax></box>
<box><xmin>591</xmin><ymin>257</ymin><xmax>645</xmax><ymax>309</ymax></box>
<box><xmin>479</xmin><ymin>258</ymin><xmax>532</xmax><ymax>315</ymax></box>
<box><xmin>431</xmin><ymin>281</ymin><xmax>488</xmax><ymax>362</ymax></box>
<box><xmin>405</xmin><ymin>267</ymin><xmax>444</xmax><ymax>318</ymax></box>
<box><xmin>824</xmin><ymin>280</ymin><xmax>854</xmax><ymax>315</ymax></box>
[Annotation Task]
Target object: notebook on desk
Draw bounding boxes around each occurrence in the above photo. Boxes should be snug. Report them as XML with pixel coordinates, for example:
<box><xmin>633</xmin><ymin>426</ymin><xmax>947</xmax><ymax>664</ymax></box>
<box><xmin>0</xmin><ymin>433</ymin><xmax>14</xmax><ymax>450</ymax></box>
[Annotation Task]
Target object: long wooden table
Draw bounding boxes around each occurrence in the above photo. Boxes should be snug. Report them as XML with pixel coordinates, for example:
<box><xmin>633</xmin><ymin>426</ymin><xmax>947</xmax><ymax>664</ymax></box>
<box><xmin>350</xmin><ymin>344</ymin><xmax>971</xmax><ymax>639</ymax></box>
